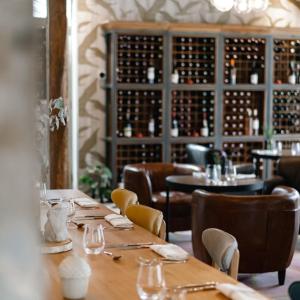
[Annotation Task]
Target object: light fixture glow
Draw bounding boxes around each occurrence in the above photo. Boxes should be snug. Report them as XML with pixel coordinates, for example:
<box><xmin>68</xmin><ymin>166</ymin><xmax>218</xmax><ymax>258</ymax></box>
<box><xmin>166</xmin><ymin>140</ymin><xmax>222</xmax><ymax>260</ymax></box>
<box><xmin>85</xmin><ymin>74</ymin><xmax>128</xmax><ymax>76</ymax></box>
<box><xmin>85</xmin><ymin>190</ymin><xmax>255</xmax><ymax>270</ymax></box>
<box><xmin>234</xmin><ymin>0</ymin><xmax>251</xmax><ymax>14</ymax></box>
<box><xmin>210</xmin><ymin>0</ymin><xmax>234</xmax><ymax>12</ymax></box>
<box><xmin>251</xmin><ymin>0</ymin><xmax>268</xmax><ymax>11</ymax></box>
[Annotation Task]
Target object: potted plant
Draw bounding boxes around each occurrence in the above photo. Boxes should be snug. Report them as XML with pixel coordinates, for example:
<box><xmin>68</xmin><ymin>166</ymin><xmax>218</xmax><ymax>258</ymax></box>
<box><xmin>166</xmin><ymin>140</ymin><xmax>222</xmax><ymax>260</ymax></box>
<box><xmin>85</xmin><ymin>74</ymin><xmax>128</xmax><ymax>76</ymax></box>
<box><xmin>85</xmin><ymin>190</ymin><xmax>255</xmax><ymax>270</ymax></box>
<box><xmin>79</xmin><ymin>162</ymin><xmax>112</xmax><ymax>203</ymax></box>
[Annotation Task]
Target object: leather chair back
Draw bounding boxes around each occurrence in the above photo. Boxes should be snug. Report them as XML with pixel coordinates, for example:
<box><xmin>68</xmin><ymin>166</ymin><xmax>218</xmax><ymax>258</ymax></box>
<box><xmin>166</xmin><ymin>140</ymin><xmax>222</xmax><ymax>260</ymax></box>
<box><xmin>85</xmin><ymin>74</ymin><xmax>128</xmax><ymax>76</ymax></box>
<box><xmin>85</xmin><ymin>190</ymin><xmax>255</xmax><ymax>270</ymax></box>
<box><xmin>192</xmin><ymin>186</ymin><xmax>299</xmax><ymax>274</ymax></box>
<box><xmin>278</xmin><ymin>158</ymin><xmax>300</xmax><ymax>192</ymax></box>
<box><xmin>186</xmin><ymin>144</ymin><xmax>209</xmax><ymax>166</ymax></box>
<box><xmin>123</xmin><ymin>163</ymin><xmax>200</xmax><ymax>205</ymax></box>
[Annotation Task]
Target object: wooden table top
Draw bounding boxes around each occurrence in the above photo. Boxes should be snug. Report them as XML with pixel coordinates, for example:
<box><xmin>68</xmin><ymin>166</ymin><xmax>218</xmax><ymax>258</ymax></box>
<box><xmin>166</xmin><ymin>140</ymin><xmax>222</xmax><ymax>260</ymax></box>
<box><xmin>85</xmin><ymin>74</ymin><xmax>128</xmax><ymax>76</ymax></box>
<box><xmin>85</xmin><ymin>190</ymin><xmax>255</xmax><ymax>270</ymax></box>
<box><xmin>44</xmin><ymin>189</ymin><xmax>245</xmax><ymax>300</ymax></box>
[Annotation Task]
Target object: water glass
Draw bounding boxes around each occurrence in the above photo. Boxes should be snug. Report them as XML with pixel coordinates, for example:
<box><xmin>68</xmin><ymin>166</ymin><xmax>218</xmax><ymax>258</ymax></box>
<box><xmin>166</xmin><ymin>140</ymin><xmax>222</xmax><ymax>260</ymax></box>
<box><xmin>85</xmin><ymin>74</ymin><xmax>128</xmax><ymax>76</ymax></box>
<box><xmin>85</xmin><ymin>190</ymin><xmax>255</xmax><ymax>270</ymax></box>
<box><xmin>277</xmin><ymin>141</ymin><xmax>283</xmax><ymax>153</ymax></box>
<box><xmin>291</xmin><ymin>143</ymin><xmax>297</xmax><ymax>156</ymax></box>
<box><xmin>83</xmin><ymin>224</ymin><xmax>105</xmax><ymax>255</ymax></box>
<box><xmin>205</xmin><ymin>164</ymin><xmax>220</xmax><ymax>184</ymax></box>
<box><xmin>136</xmin><ymin>259</ymin><xmax>165</xmax><ymax>300</ymax></box>
<box><xmin>225</xmin><ymin>165</ymin><xmax>237</xmax><ymax>182</ymax></box>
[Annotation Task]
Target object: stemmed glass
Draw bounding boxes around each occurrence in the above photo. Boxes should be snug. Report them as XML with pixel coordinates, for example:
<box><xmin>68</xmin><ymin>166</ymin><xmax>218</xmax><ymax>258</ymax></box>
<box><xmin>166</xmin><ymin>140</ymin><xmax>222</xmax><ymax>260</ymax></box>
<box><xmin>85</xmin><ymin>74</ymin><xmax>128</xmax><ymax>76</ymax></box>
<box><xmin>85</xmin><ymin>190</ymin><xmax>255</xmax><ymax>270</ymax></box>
<box><xmin>83</xmin><ymin>224</ymin><xmax>105</xmax><ymax>255</ymax></box>
<box><xmin>66</xmin><ymin>200</ymin><xmax>76</xmax><ymax>229</ymax></box>
<box><xmin>136</xmin><ymin>258</ymin><xmax>165</xmax><ymax>300</ymax></box>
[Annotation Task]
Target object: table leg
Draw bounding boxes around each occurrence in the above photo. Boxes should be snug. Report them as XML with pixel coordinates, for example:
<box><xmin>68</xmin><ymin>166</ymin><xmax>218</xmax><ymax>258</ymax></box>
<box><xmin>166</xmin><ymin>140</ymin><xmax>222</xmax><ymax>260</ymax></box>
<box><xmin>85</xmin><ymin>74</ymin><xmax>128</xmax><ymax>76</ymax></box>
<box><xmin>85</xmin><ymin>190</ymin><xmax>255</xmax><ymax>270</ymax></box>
<box><xmin>166</xmin><ymin>186</ymin><xmax>170</xmax><ymax>242</ymax></box>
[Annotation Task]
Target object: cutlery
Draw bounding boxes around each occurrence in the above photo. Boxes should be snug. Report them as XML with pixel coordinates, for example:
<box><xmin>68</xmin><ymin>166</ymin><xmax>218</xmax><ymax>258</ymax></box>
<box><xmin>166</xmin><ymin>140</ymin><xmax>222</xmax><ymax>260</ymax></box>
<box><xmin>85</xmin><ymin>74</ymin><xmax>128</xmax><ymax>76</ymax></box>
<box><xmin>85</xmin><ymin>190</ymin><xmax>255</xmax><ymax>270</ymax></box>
<box><xmin>74</xmin><ymin>216</ymin><xmax>105</xmax><ymax>220</ymax></box>
<box><xmin>174</xmin><ymin>282</ymin><xmax>217</xmax><ymax>293</ymax></box>
<box><xmin>160</xmin><ymin>259</ymin><xmax>187</xmax><ymax>264</ymax></box>
<box><xmin>106</xmin><ymin>242</ymin><xmax>153</xmax><ymax>249</ymax></box>
<box><xmin>103</xmin><ymin>226</ymin><xmax>133</xmax><ymax>231</ymax></box>
<box><xmin>104</xmin><ymin>251</ymin><xmax>122</xmax><ymax>261</ymax></box>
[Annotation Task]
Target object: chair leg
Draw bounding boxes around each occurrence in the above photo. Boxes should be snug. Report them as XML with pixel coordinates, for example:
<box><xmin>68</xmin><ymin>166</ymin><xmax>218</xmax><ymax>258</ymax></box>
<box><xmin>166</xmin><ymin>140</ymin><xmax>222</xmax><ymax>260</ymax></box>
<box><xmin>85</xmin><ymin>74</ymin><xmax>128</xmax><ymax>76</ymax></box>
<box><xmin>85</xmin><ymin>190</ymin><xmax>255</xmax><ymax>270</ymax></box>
<box><xmin>278</xmin><ymin>270</ymin><xmax>286</xmax><ymax>286</ymax></box>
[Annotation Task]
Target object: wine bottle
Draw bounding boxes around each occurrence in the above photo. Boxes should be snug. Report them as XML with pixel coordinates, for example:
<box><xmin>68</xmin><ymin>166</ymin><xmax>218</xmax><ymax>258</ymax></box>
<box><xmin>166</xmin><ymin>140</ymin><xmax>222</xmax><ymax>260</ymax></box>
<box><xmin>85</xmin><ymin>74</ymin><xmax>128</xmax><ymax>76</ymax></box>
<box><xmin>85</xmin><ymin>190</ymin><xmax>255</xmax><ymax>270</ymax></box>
<box><xmin>252</xmin><ymin>109</ymin><xmax>259</xmax><ymax>136</ymax></box>
<box><xmin>200</xmin><ymin>113</ymin><xmax>209</xmax><ymax>137</ymax></box>
<box><xmin>171</xmin><ymin>113</ymin><xmax>179</xmax><ymax>137</ymax></box>
<box><xmin>246</xmin><ymin>108</ymin><xmax>253</xmax><ymax>136</ymax></box>
<box><xmin>148</xmin><ymin>116</ymin><xmax>155</xmax><ymax>137</ymax></box>
<box><xmin>171</xmin><ymin>69</ymin><xmax>179</xmax><ymax>84</ymax></box>
<box><xmin>124</xmin><ymin>112</ymin><xmax>132</xmax><ymax>138</ymax></box>
<box><xmin>288</xmin><ymin>61</ymin><xmax>296</xmax><ymax>85</ymax></box>
<box><xmin>229</xmin><ymin>59</ymin><xmax>237</xmax><ymax>85</ymax></box>
<box><xmin>250</xmin><ymin>62</ymin><xmax>259</xmax><ymax>85</ymax></box>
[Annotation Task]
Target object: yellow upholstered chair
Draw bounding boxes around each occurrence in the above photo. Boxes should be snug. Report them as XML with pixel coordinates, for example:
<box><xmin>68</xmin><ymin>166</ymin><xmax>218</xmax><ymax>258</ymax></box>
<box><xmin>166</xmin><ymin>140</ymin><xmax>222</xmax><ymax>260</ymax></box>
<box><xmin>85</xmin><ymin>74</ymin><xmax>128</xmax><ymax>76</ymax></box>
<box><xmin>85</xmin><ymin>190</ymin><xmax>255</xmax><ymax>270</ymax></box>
<box><xmin>125</xmin><ymin>204</ymin><xmax>166</xmax><ymax>240</ymax></box>
<box><xmin>111</xmin><ymin>188</ymin><xmax>138</xmax><ymax>216</ymax></box>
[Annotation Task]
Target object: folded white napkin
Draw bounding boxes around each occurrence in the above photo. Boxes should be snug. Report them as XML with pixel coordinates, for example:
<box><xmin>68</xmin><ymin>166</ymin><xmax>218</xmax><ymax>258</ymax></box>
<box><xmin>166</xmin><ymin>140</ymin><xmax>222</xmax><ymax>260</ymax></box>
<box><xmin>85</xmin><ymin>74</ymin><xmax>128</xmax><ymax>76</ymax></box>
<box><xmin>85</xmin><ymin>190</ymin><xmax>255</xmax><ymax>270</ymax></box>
<box><xmin>104</xmin><ymin>214</ymin><xmax>133</xmax><ymax>228</ymax></box>
<box><xmin>74</xmin><ymin>198</ymin><xmax>99</xmax><ymax>208</ymax></box>
<box><xmin>150</xmin><ymin>244</ymin><xmax>189</xmax><ymax>261</ymax></box>
<box><xmin>236</xmin><ymin>174</ymin><xmax>256</xmax><ymax>180</ymax></box>
<box><xmin>216</xmin><ymin>283</ymin><xmax>268</xmax><ymax>300</ymax></box>
<box><xmin>192</xmin><ymin>171</ymin><xmax>206</xmax><ymax>179</ymax></box>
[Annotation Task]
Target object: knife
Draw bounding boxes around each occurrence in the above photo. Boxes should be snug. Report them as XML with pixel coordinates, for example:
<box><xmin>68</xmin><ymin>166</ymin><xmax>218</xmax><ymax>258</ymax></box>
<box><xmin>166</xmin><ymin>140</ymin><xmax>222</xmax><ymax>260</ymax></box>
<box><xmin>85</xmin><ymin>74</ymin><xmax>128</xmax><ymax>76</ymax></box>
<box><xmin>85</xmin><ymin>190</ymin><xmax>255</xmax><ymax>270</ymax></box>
<box><xmin>74</xmin><ymin>216</ymin><xmax>106</xmax><ymax>220</ymax></box>
<box><xmin>105</xmin><ymin>242</ymin><xmax>153</xmax><ymax>249</ymax></box>
<box><xmin>175</xmin><ymin>282</ymin><xmax>217</xmax><ymax>291</ymax></box>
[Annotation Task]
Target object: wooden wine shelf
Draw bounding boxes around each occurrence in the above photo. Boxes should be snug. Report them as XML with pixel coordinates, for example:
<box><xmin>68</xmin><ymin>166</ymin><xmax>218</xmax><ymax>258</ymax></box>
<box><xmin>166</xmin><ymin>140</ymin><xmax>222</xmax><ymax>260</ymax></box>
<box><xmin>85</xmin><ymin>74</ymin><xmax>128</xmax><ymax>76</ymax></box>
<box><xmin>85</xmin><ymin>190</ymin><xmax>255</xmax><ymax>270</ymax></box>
<box><xmin>103</xmin><ymin>22</ymin><xmax>300</xmax><ymax>186</ymax></box>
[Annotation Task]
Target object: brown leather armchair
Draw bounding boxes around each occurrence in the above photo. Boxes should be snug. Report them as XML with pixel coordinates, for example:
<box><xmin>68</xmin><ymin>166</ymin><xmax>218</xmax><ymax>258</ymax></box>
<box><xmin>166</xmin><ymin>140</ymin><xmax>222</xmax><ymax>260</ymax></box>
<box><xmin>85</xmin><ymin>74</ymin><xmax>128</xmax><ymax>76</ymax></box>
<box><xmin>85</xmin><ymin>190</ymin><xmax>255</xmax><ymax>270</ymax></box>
<box><xmin>123</xmin><ymin>163</ymin><xmax>201</xmax><ymax>233</ymax></box>
<box><xmin>192</xmin><ymin>186</ymin><xmax>300</xmax><ymax>285</ymax></box>
<box><xmin>264</xmin><ymin>157</ymin><xmax>300</xmax><ymax>194</ymax></box>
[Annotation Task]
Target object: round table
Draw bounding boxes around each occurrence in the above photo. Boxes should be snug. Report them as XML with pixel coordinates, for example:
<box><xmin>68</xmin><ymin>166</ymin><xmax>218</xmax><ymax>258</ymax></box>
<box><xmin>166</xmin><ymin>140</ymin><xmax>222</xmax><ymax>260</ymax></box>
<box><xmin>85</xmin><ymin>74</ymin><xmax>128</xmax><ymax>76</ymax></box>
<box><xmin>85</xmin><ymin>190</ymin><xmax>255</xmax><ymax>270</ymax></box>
<box><xmin>164</xmin><ymin>175</ymin><xmax>264</xmax><ymax>240</ymax></box>
<box><xmin>251</xmin><ymin>149</ymin><xmax>300</xmax><ymax>177</ymax></box>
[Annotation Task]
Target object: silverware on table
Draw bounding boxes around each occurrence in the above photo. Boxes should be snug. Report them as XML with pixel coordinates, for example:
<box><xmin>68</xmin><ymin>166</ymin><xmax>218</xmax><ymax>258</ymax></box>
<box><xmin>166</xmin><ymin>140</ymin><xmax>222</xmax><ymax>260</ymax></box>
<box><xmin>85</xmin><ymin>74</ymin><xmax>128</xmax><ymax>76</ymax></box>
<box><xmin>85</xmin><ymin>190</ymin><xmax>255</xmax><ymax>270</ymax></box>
<box><xmin>174</xmin><ymin>282</ymin><xmax>217</xmax><ymax>293</ymax></box>
<box><xmin>103</xmin><ymin>251</ymin><xmax>122</xmax><ymax>261</ymax></box>
<box><xmin>160</xmin><ymin>259</ymin><xmax>187</xmax><ymax>264</ymax></box>
<box><xmin>105</xmin><ymin>242</ymin><xmax>153</xmax><ymax>249</ymax></box>
<box><xmin>73</xmin><ymin>216</ymin><xmax>106</xmax><ymax>220</ymax></box>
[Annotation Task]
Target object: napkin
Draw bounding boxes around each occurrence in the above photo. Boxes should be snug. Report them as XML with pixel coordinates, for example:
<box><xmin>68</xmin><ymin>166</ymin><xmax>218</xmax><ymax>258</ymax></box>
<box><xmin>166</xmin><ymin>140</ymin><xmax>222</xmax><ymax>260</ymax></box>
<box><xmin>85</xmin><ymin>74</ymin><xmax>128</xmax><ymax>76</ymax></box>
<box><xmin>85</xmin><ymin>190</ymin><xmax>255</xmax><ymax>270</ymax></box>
<box><xmin>150</xmin><ymin>244</ymin><xmax>189</xmax><ymax>261</ymax></box>
<box><xmin>216</xmin><ymin>283</ymin><xmax>268</xmax><ymax>300</ymax></box>
<box><xmin>104</xmin><ymin>214</ymin><xmax>133</xmax><ymax>228</ymax></box>
<box><xmin>74</xmin><ymin>198</ymin><xmax>99</xmax><ymax>208</ymax></box>
<box><xmin>236</xmin><ymin>174</ymin><xmax>256</xmax><ymax>180</ymax></box>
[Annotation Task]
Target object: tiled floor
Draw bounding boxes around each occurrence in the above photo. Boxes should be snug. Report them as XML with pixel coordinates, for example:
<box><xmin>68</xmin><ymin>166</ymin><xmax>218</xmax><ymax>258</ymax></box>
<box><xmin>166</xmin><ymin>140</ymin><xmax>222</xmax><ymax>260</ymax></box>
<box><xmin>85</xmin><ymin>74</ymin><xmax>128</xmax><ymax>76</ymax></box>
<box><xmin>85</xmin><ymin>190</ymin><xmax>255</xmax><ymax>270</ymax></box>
<box><xmin>171</xmin><ymin>232</ymin><xmax>300</xmax><ymax>300</ymax></box>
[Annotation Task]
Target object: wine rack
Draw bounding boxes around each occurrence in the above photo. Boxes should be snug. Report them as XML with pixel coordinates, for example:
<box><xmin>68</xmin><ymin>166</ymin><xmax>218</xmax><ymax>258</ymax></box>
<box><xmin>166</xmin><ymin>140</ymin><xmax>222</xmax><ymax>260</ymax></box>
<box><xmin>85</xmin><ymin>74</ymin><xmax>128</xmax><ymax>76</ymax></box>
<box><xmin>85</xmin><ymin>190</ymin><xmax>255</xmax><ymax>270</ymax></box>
<box><xmin>273</xmin><ymin>39</ymin><xmax>300</xmax><ymax>84</ymax></box>
<box><xmin>117</xmin><ymin>34</ymin><xmax>163</xmax><ymax>84</ymax></box>
<box><xmin>224</xmin><ymin>37</ymin><xmax>266</xmax><ymax>84</ymax></box>
<box><xmin>172</xmin><ymin>36</ymin><xmax>215</xmax><ymax>84</ymax></box>
<box><xmin>171</xmin><ymin>90</ymin><xmax>215</xmax><ymax>137</ymax></box>
<box><xmin>273</xmin><ymin>90</ymin><xmax>300</xmax><ymax>135</ymax></box>
<box><xmin>116</xmin><ymin>90</ymin><xmax>163</xmax><ymax>138</ymax></box>
<box><xmin>104</xmin><ymin>22</ymin><xmax>300</xmax><ymax>185</ymax></box>
<box><xmin>171</xmin><ymin>143</ymin><xmax>214</xmax><ymax>163</ymax></box>
<box><xmin>223</xmin><ymin>90</ymin><xmax>264</xmax><ymax>136</ymax></box>
<box><xmin>116</xmin><ymin>144</ymin><xmax>162</xmax><ymax>181</ymax></box>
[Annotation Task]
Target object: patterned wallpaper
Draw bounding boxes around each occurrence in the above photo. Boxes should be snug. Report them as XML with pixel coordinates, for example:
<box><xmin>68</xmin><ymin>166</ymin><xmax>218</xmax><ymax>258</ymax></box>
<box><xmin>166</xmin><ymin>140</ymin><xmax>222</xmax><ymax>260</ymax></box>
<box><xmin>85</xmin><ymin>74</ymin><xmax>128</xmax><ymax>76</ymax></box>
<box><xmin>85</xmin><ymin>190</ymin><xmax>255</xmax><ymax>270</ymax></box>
<box><xmin>77</xmin><ymin>0</ymin><xmax>300</xmax><ymax>171</ymax></box>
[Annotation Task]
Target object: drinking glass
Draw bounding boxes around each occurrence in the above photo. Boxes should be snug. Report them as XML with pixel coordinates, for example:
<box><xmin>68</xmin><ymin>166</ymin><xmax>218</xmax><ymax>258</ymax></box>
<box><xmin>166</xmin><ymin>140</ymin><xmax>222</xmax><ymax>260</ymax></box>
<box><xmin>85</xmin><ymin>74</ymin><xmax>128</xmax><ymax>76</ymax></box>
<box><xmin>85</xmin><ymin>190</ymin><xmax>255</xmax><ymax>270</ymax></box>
<box><xmin>83</xmin><ymin>224</ymin><xmax>105</xmax><ymax>255</ymax></box>
<box><xmin>225</xmin><ymin>165</ymin><xmax>237</xmax><ymax>183</ymax></box>
<box><xmin>136</xmin><ymin>259</ymin><xmax>165</xmax><ymax>300</ymax></box>
<box><xmin>205</xmin><ymin>164</ymin><xmax>219</xmax><ymax>184</ymax></box>
<box><xmin>277</xmin><ymin>141</ymin><xmax>283</xmax><ymax>154</ymax></box>
<box><xmin>291</xmin><ymin>143</ymin><xmax>297</xmax><ymax>156</ymax></box>
<box><xmin>40</xmin><ymin>182</ymin><xmax>47</xmax><ymax>202</ymax></box>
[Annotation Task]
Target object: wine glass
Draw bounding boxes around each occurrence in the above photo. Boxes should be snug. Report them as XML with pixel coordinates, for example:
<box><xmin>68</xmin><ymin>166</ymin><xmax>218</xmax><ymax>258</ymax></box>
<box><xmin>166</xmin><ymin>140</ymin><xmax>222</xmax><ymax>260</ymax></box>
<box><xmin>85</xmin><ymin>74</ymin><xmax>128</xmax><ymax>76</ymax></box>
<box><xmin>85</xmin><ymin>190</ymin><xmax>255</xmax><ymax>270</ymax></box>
<box><xmin>83</xmin><ymin>224</ymin><xmax>105</xmax><ymax>255</ymax></box>
<box><xmin>136</xmin><ymin>258</ymin><xmax>165</xmax><ymax>300</ymax></box>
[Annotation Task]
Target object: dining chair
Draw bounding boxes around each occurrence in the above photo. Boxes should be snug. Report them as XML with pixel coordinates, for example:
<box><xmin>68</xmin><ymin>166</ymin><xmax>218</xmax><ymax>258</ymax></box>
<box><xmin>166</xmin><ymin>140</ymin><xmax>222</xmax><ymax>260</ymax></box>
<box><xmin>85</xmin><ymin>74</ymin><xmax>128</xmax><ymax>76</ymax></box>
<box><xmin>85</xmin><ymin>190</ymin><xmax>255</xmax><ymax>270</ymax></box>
<box><xmin>193</xmin><ymin>186</ymin><xmax>300</xmax><ymax>285</ymax></box>
<box><xmin>289</xmin><ymin>281</ymin><xmax>300</xmax><ymax>300</ymax></box>
<box><xmin>125</xmin><ymin>204</ymin><xmax>166</xmax><ymax>239</ymax></box>
<box><xmin>111</xmin><ymin>188</ymin><xmax>138</xmax><ymax>216</ymax></box>
<box><xmin>202</xmin><ymin>228</ymin><xmax>240</xmax><ymax>279</ymax></box>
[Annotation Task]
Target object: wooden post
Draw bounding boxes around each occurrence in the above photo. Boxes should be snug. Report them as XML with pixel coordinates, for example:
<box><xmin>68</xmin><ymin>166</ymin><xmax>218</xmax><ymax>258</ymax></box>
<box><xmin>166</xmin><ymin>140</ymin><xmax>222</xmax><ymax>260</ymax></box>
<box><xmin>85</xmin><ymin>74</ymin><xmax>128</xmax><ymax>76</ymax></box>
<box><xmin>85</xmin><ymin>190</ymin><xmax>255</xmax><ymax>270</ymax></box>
<box><xmin>49</xmin><ymin>0</ymin><xmax>69</xmax><ymax>188</ymax></box>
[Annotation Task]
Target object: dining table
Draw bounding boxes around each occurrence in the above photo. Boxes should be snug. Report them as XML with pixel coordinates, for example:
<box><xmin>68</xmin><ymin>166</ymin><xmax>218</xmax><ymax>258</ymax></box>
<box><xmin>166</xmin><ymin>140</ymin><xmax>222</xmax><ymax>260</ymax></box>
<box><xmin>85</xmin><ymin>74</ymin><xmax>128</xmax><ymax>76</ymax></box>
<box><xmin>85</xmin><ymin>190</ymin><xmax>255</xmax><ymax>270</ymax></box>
<box><xmin>44</xmin><ymin>189</ymin><xmax>265</xmax><ymax>300</ymax></box>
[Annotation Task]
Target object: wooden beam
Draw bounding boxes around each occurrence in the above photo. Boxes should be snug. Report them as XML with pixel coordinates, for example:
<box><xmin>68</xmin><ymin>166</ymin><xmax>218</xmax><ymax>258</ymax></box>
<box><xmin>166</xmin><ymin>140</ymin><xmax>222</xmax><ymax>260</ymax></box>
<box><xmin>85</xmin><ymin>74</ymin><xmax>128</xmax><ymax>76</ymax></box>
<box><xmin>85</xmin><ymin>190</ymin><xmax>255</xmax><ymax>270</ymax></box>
<box><xmin>49</xmin><ymin>0</ymin><xmax>68</xmax><ymax>188</ymax></box>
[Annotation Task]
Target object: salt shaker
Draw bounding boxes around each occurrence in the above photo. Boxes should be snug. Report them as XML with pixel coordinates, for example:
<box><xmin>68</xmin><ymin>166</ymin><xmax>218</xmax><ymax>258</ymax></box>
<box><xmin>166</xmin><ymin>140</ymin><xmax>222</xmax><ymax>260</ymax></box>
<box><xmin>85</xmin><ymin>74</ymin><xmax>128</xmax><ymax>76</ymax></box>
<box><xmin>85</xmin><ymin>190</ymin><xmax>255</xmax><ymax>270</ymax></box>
<box><xmin>59</xmin><ymin>255</ymin><xmax>91</xmax><ymax>299</ymax></box>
